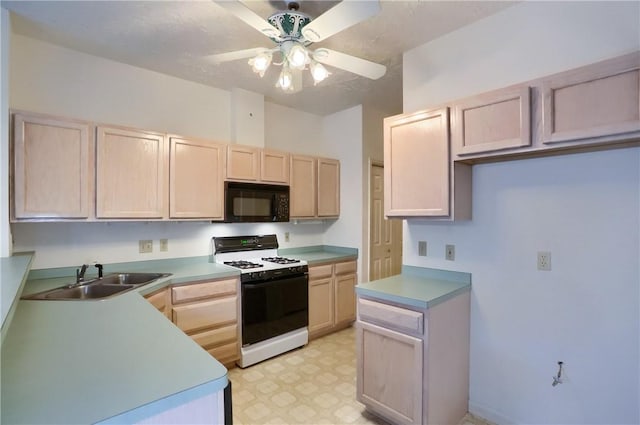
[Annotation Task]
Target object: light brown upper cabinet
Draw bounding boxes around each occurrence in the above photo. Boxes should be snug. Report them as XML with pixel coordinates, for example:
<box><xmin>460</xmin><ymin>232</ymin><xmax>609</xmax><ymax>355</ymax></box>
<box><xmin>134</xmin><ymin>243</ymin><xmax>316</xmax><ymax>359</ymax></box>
<box><xmin>226</xmin><ymin>145</ymin><xmax>260</xmax><ymax>181</ymax></box>
<box><xmin>317</xmin><ymin>158</ymin><xmax>340</xmax><ymax>218</ymax></box>
<box><xmin>11</xmin><ymin>111</ymin><xmax>93</xmax><ymax>220</ymax></box>
<box><xmin>384</xmin><ymin>107</ymin><xmax>470</xmax><ymax>220</ymax></box>
<box><xmin>290</xmin><ymin>154</ymin><xmax>340</xmax><ymax>219</ymax></box>
<box><xmin>261</xmin><ymin>149</ymin><xmax>290</xmax><ymax>184</ymax></box>
<box><xmin>169</xmin><ymin>136</ymin><xmax>225</xmax><ymax>220</ymax></box>
<box><xmin>226</xmin><ymin>145</ymin><xmax>290</xmax><ymax>184</ymax></box>
<box><xmin>542</xmin><ymin>52</ymin><xmax>640</xmax><ymax>145</ymax></box>
<box><xmin>96</xmin><ymin>126</ymin><xmax>168</xmax><ymax>219</ymax></box>
<box><xmin>290</xmin><ymin>154</ymin><xmax>317</xmax><ymax>218</ymax></box>
<box><xmin>452</xmin><ymin>86</ymin><xmax>531</xmax><ymax>157</ymax></box>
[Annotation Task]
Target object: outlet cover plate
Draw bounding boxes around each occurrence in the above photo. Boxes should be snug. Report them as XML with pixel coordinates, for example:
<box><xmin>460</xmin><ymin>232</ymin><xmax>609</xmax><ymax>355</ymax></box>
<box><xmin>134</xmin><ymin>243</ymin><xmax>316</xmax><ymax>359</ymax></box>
<box><xmin>446</xmin><ymin>244</ymin><xmax>455</xmax><ymax>261</ymax></box>
<box><xmin>139</xmin><ymin>240</ymin><xmax>153</xmax><ymax>254</ymax></box>
<box><xmin>537</xmin><ymin>251</ymin><xmax>551</xmax><ymax>271</ymax></box>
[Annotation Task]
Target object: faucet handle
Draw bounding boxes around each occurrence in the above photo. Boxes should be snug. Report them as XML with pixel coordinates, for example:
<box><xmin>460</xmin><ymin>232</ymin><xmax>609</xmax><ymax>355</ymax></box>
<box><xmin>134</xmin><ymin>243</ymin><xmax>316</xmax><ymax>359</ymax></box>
<box><xmin>94</xmin><ymin>263</ymin><xmax>104</xmax><ymax>278</ymax></box>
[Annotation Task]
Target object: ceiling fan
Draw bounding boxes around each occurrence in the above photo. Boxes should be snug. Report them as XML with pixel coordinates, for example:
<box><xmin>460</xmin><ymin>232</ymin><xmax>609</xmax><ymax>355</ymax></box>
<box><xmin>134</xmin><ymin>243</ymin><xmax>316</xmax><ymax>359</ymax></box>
<box><xmin>209</xmin><ymin>0</ymin><xmax>386</xmax><ymax>92</ymax></box>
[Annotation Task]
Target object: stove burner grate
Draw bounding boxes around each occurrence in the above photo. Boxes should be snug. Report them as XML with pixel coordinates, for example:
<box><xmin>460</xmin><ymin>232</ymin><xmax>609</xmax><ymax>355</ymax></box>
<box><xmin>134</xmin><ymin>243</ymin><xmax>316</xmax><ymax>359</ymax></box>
<box><xmin>224</xmin><ymin>260</ymin><xmax>263</xmax><ymax>270</ymax></box>
<box><xmin>261</xmin><ymin>256</ymin><xmax>300</xmax><ymax>265</ymax></box>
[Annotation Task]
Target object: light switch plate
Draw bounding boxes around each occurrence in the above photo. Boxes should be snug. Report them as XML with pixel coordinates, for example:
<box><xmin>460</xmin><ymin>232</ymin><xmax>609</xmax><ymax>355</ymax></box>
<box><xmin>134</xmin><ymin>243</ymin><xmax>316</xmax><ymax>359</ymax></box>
<box><xmin>446</xmin><ymin>244</ymin><xmax>455</xmax><ymax>261</ymax></box>
<box><xmin>418</xmin><ymin>241</ymin><xmax>427</xmax><ymax>256</ymax></box>
<box><xmin>139</xmin><ymin>240</ymin><xmax>153</xmax><ymax>254</ymax></box>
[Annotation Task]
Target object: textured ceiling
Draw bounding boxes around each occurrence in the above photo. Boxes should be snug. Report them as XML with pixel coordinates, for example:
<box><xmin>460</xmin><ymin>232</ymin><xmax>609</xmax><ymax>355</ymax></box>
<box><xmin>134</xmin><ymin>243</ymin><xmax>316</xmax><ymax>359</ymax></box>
<box><xmin>3</xmin><ymin>1</ymin><xmax>516</xmax><ymax>116</ymax></box>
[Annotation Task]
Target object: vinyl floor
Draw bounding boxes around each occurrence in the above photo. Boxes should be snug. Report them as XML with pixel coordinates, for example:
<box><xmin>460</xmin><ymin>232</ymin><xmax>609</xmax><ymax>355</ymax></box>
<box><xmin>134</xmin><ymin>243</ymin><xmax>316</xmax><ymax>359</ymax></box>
<box><xmin>228</xmin><ymin>326</ymin><xmax>492</xmax><ymax>425</ymax></box>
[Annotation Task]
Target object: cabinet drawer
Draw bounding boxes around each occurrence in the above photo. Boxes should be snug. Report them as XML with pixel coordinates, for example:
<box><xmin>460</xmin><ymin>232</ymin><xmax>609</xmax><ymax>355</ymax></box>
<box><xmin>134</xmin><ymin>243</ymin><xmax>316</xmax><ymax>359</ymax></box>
<box><xmin>335</xmin><ymin>260</ymin><xmax>357</xmax><ymax>275</ymax></box>
<box><xmin>207</xmin><ymin>341</ymin><xmax>238</xmax><ymax>364</ymax></box>
<box><xmin>191</xmin><ymin>324</ymin><xmax>237</xmax><ymax>348</ymax></box>
<box><xmin>309</xmin><ymin>264</ymin><xmax>333</xmax><ymax>279</ymax></box>
<box><xmin>172</xmin><ymin>296</ymin><xmax>237</xmax><ymax>333</ymax></box>
<box><xmin>172</xmin><ymin>278</ymin><xmax>237</xmax><ymax>304</ymax></box>
<box><xmin>358</xmin><ymin>298</ymin><xmax>423</xmax><ymax>335</ymax></box>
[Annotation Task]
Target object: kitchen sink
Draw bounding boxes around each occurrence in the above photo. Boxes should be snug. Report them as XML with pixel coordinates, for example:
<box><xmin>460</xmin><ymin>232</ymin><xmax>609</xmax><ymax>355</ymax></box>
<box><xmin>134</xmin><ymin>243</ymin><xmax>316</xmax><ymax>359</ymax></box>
<box><xmin>98</xmin><ymin>272</ymin><xmax>171</xmax><ymax>285</ymax></box>
<box><xmin>22</xmin><ymin>272</ymin><xmax>171</xmax><ymax>301</ymax></box>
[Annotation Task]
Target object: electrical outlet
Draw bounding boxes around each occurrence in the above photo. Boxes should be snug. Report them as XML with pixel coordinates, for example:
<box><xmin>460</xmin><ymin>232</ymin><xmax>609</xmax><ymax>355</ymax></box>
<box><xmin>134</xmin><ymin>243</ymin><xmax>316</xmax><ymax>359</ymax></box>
<box><xmin>160</xmin><ymin>239</ymin><xmax>168</xmax><ymax>252</ymax></box>
<box><xmin>418</xmin><ymin>241</ymin><xmax>427</xmax><ymax>256</ymax></box>
<box><xmin>446</xmin><ymin>244</ymin><xmax>455</xmax><ymax>261</ymax></box>
<box><xmin>139</xmin><ymin>240</ymin><xmax>153</xmax><ymax>254</ymax></box>
<box><xmin>537</xmin><ymin>251</ymin><xmax>551</xmax><ymax>271</ymax></box>
<box><xmin>284</xmin><ymin>232</ymin><xmax>290</xmax><ymax>242</ymax></box>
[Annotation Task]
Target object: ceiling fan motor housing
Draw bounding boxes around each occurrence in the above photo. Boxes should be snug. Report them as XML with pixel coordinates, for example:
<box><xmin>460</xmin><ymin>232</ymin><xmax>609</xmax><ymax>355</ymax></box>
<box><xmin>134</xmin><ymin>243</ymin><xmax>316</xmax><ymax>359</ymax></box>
<box><xmin>267</xmin><ymin>8</ymin><xmax>312</xmax><ymax>44</ymax></box>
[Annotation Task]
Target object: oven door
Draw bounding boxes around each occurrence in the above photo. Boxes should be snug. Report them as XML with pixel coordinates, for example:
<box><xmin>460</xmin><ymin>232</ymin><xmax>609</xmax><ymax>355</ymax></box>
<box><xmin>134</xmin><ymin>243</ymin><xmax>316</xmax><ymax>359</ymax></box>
<box><xmin>241</xmin><ymin>273</ymin><xmax>308</xmax><ymax>346</ymax></box>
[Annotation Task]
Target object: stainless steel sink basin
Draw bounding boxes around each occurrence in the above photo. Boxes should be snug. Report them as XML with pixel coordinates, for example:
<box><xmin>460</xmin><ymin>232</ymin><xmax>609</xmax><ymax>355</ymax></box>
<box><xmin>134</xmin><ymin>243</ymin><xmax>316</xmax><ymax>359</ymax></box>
<box><xmin>99</xmin><ymin>272</ymin><xmax>171</xmax><ymax>285</ymax></box>
<box><xmin>22</xmin><ymin>272</ymin><xmax>171</xmax><ymax>301</ymax></box>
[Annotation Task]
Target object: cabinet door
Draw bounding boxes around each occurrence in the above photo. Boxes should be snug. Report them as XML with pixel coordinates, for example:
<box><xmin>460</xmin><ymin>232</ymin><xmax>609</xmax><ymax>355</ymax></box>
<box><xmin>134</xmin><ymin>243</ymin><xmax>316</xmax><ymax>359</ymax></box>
<box><xmin>543</xmin><ymin>52</ymin><xmax>640</xmax><ymax>144</ymax></box>
<box><xmin>290</xmin><ymin>154</ymin><xmax>317</xmax><ymax>218</ymax></box>
<box><xmin>261</xmin><ymin>149</ymin><xmax>290</xmax><ymax>184</ymax></box>
<box><xmin>96</xmin><ymin>126</ymin><xmax>167</xmax><ymax>219</ymax></box>
<box><xmin>170</xmin><ymin>137</ymin><xmax>225</xmax><ymax>219</ymax></box>
<box><xmin>452</xmin><ymin>86</ymin><xmax>531</xmax><ymax>157</ymax></box>
<box><xmin>308</xmin><ymin>276</ymin><xmax>333</xmax><ymax>336</ymax></box>
<box><xmin>384</xmin><ymin>108</ymin><xmax>450</xmax><ymax>218</ymax></box>
<box><xmin>144</xmin><ymin>287</ymin><xmax>169</xmax><ymax>319</ymax></box>
<box><xmin>226</xmin><ymin>145</ymin><xmax>260</xmax><ymax>181</ymax></box>
<box><xmin>317</xmin><ymin>158</ymin><xmax>340</xmax><ymax>217</ymax></box>
<box><xmin>334</xmin><ymin>273</ymin><xmax>356</xmax><ymax>326</ymax></box>
<box><xmin>12</xmin><ymin>112</ymin><xmax>92</xmax><ymax>219</ymax></box>
<box><xmin>357</xmin><ymin>321</ymin><xmax>423</xmax><ymax>425</ymax></box>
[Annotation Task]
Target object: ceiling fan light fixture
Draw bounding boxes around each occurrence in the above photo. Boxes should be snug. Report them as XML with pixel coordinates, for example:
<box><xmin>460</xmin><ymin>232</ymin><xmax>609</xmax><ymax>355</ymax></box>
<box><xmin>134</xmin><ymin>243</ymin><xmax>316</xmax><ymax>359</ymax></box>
<box><xmin>287</xmin><ymin>43</ymin><xmax>308</xmax><ymax>70</ymax></box>
<box><xmin>310</xmin><ymin>61</ymin><xmax>330</xmax><ymax>85</ymax></box>
<box><xmin>276</xmin><ymin>65</ymin><xmax>295</xmax><ymax>92</ymax></box>
<box><xmin>248</xmin><ymin>51</ymin><xmax>272</xmax><ymax>77</ymax></box>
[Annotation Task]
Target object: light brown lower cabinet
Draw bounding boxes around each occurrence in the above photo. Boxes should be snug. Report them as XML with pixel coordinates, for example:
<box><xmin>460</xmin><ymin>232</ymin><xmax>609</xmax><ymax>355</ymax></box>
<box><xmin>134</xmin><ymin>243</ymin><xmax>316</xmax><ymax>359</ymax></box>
<box><xmin>142</xmin><ymin>277</ymin><xmax>240</xmax><ymax>367</ymax></box>
<box><xmin>308</xmin><ymin>260</ymin><xmax>357</xmax><ymax>339</ymax></box>
<box><xmin>356</xmin><ymin>290</ymin><xmax>470</xmax><ymax>425</ymax></box>
<box><xmin>143</xmin><ymin>287</ymin><xmax>170</xmax><ymax>319</ymax></box>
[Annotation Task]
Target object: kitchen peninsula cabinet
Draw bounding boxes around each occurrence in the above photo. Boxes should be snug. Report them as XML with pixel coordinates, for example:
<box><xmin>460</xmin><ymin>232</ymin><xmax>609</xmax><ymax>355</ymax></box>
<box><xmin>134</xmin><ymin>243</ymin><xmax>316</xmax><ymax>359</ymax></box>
<box><xmin>226</xmin><ymin>145</ymin><xmax>290</xmax><ymax>184</ymax></box>
<box><xmin>11</xmin><ymin>111</ymin><xmax>93</xmax><ymax>220</ymax></box>
<box><xmin>308</xmin><ymin>259</ymin><xmax>357</xmax><ymax>339</ymax></box>
<box><xmin>169</xmin><ymin>136</ymin><xmax>225</xmax><ymax>219</ymax></box>
<box><xmin>356</xmin><ymin>273</ymin><xmax>471</xmax><ymax>425</ymax></box>
<box><xmin>290</xmin><ymin>155</ymin><xmax>340</xmax><ymax>219</ymax></box>
<box><xmin>171</xmin><ymin>277</ymin><xmax>240</xmax><ymax>366</ymax></box>
<box><xmin>384</xmin><ymin>108</ymin><xmax>471</xmax><ymax>220</ymax></box>
<box><xmin>96</xmin><ymin>126</ymin><xmax>168</xmax><ymax>219</ymax></box>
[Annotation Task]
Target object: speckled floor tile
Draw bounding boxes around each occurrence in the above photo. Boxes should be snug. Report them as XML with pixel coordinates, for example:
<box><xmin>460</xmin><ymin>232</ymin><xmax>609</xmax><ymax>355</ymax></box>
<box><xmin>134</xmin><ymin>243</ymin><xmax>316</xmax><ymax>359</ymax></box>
<box><xmin>228</xmin><ymin>326</ymin><xmax>491</xmax><ymax>425</ymax></box>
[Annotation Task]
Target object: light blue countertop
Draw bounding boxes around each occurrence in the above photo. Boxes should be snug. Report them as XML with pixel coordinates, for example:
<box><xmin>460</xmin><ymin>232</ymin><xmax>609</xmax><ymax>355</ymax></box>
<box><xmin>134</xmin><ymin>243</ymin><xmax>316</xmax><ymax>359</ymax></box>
<box><xmin>1</xmin><ymin>252</ymin><xmax>34</xmax><ymax>342</ymax></box>
<box><xmin>2</xmin><ymin>248</ymin><xmax>355</xmax><ymax>424</ymax></box>
<box><xmin>356</xmin><ymin>265</ymin><xmax>471</xmax><ymax>309</ymax></box>
<box><xmin>2</xmin><ymin>257</ymin><xmax>238</xmax><ymax>425</ymax></box>
<box><xmin>279</xmin><ymin>245</ymin><xmax>358</xmax><ymax>265</ymax></box>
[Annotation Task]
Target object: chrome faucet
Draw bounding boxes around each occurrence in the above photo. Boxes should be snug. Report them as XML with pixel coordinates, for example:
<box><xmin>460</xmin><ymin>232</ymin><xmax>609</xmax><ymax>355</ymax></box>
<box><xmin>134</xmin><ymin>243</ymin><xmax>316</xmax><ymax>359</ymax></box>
<box><xmin>76</xmin><ymin>264</ymin><xmax>89</xmax><ymax>283</ymax></box>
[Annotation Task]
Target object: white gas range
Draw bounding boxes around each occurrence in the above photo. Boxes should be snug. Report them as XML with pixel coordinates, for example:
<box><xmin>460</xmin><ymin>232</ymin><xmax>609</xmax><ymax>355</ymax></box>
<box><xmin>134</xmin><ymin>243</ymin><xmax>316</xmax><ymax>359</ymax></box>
<box><xmin>211</xmin><ymin>235</ymin><xmax>308</xmax><ymax>368</ymax></box>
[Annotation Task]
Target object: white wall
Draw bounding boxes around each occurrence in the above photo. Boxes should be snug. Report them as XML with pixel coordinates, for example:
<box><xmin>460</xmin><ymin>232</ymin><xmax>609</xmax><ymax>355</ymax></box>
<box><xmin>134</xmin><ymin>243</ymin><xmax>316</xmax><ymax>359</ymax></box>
<box><xmin>264</xmin><ymin>102</ymin><xmax>324</xmax><ymax>155</ymax></box>
<box><xmin>322</xmin><ymin>105</ymin><xmax>364</xmax><ymax>278</ymax></box>
<box><xmin>10</xmin><ymin>35</ymin><xmax>231</xmax><ymax>141</ymax></box>
<box><xmin>403</xmin><ymin>2</ymin><xmax>640</xmax><ymax>424</ymax></box>
<box><xmin>0</xmin><ymin>8</ymin><xmax>11</xmax><ymax>257</ymax></box>
<box><xmin>8</xmin><ymin>34</ymin><xmax>330</xmax><ymax>269</ymax></box>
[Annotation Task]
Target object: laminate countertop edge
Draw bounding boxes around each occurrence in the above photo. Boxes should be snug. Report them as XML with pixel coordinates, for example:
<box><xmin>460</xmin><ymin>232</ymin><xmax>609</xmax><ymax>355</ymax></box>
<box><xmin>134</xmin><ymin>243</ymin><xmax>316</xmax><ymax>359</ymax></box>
<box><xmin>355</xmin><ymin>266</ymin><xmax>472</xmax><ymax>309</ymax></box>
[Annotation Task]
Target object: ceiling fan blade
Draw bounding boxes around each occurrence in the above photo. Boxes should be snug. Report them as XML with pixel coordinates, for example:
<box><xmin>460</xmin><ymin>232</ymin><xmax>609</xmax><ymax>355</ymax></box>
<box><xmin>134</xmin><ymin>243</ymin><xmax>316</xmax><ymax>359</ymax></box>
<box><xmin>214</xmin><ymin>1</ymin><xmax>280</xmax><ymax>39</ymax></box>
<box><xmin>206</xmin><ymin>47</ymin><xmax>270</xmax><ymax>64</ymax></box>
<box><xmin>313</xmin><ymin>48</ymin><xmax>386</xmax><ymax>80</ymax></box>
<box><xmin>301</xmin><ymin>0</ymin><xmax>380</xmax><ymax>43</ymax></box>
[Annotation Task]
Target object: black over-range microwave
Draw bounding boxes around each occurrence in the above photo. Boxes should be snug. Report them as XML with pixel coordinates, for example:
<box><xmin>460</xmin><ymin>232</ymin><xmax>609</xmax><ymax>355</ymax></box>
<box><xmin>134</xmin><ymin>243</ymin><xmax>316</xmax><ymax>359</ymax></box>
<box><xmin>224</xmin><ymin>181</ymin><xmax>290</xmax><ymax>223</ymax></box>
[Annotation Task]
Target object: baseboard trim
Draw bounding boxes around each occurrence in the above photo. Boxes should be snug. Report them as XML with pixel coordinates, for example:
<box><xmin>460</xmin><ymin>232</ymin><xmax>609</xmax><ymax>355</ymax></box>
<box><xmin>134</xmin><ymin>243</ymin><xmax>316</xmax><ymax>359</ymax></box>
<box><xmin>469</xmin><ymin>401</ymin><xmax>517</xmax><ymax>425</ymax></box>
